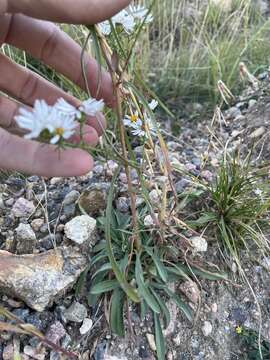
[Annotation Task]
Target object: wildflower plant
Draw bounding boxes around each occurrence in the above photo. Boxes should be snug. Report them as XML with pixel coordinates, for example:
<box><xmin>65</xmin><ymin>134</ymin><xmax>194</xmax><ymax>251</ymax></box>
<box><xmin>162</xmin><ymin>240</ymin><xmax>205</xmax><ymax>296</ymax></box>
<box><xmin>15</xmin><ymin>3</ymin><xmax>227</xmax><ymax>359</ymax></box>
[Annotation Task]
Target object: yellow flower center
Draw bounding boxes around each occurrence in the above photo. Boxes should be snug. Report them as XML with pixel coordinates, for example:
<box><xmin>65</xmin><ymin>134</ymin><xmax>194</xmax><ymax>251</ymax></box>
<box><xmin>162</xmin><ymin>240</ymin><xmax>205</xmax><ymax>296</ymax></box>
<box><xmin>55</xmin><ymin>127</ymin><xmax>64</xmax><ymax>136</ymax></box>
<box><xmin>130</xmin><ymin>114</ymin><xmax>138</xmax><ymax>123</ymax></box>
<box><xmin>235</xmin><ymin>326</ymin><xmax>242</xmax><ymax>334</ymax></box>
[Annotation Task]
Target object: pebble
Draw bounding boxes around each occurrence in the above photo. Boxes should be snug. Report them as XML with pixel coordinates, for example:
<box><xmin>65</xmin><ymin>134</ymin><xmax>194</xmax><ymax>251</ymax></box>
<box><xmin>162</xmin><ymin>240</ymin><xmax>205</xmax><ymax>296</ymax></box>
<box><xmin>46</xmin><ymin>321</ymin><xmax>66</xmax><ymax>344</ymax></box>
<box><xmin>211</xmin><ymin>303</ymin><xmax>218</xmax><ymax>313</ymax></box>
<box><xmin>64</xmin><ymin>302</ymin><xmax>87</xmax><ymax>323</ymax></box>
<box><xmin>63</xmin><ymin>190</ymin><xmax>80</xmax><ymax>206</ymax></box>
<box><xmin>248</xmin><ymin>99</ymin><xmax>257</xmax><ymax>108</ymax></box>
<box><xmin>180</xmin><ymin>280</ymin><xmax>200</xmax><ymax>304</ymax></box>
<box><xmin>116</xmin><ymin>197</ymin><xmax>130</xmax><ymax>212</ymax></box>
<box><xmin>64</xmin><ymin>215</ymin><xmax>96</xmax><ymax>245</ymax></box>
<box><xmin>93</xmin><ymin>164</ymin><xmax>104</xmax><ymax>176</ymax></box>
<box><xmin>5</xmin><ymin>198</ymin><xmax>14</xmax><ymax>206</ymax></box>
<box><xmin>144</xmin><ymin>214</ymin><xmax>157</xmax><ymax>227</ymax></box>
<box><xmin>15</xmin><ymin>223</ymin><xmax>36</xmax><ymax>254</ymax></box>
<box><xmin>200</xmin><ymin>170</ymin><xmax>213</xmax><ymax>182</ymax></box>
<box><xmin>202</xmin><ymin>321</ymin><xmax>213</xmax><ymax>337</ymax></box>
<box><xmin>149</xmin><ymin>189</ymin><xmax>162</xmax><ymax>206</ymax></box>
<box><xmin>3</xmin><ymin>344</ymin><xmax>14</xmax><ymax>360</ymax></box>
<box><xmin>225</xmin><ymin>106</ymin><xmax>241</xmax><ymax>119</ymax></box>
<box><xmin>190</xmin><ymin>236</ymin><xmax>208</xmax><ymax>252</ymax></box>
<box><xmin>79</xmin><ymin>318</ymin><xmax>93</xmax><ymax>335</ymax></box>
<box><xmin>50</xmin><ymin>178</ymin><xmax>62</xmax><ymax>185</ymax></box>
<box><xmin>11</xmin><ymin>198</ymin><xmax>35</xmax><ymax>218</ymax></box>
<box><xmin>146</xmin><ymin>333</ymin><xmax>156</xmax><ymax>352</ymax></box>
<box><xmin>24</xmin><ymin>346</ymin><xmax>46</xmax><ymax>360</ymax></box>
<box><xmin>31</xmin><ymin>218</ymin><xmax>44</xmax><ymax>232</ymax></box>
<box><xmin>249</xmin><ymin>126</ymin><xmax>265</xmax><ymax>139</ymax></box>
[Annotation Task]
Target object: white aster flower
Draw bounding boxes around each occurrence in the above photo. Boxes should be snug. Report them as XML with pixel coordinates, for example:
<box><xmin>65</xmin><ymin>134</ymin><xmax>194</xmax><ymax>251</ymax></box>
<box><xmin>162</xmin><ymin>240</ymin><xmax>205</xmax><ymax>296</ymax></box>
<box><xmin>15</xmin><ymin>100</ymin><xmax>52</xmax><ymax>140</ymax></box>
<box><xmin>148</xmin><ymin>99</ymin><xmax>158</xmax><ymax>111</ymax></box>
<box><xmin>79</xmin><ymin>98</ymin><xmax>104</xmax><ymax>117</ymax></box>
<box><xmin>98</xmin><ymin>20</ymin><xmax>112</xmax><ymax>35</ymax></box>
<box><xmin>113</xmin><ymin>10</ymin><xmax>135</xmax><ymax>33</ymax></box>
<box><xmin>54</xmin><ymin>98</ymin><xmax>81</xmax><ymax>120</ymax></box>
<box><xmin>123</xmin><ymin>112</ymin><xmax>142</xmax><ymax>128</ymax></box>
<box><xmin>46</xmin><ymin>108</ymin><xmax>77</xmax><ymax>145</ymax></box>
<box><xmin>128</xmin><ymin>5</ymin><xmax>153</xmax><ymax>23</ymax></box>
<box><xmin>131</xmin><ymin>127</ymin><xmax>146</xmax><ymax>137</ymax></box>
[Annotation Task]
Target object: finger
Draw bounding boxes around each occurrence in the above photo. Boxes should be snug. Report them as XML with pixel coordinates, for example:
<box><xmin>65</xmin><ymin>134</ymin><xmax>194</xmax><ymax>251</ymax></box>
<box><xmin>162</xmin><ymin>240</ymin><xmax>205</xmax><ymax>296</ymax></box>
<box><xmin>5</xmin><ymin>0</ymin><xmax>131</xmax><ymax>24</ymax></box>
<box><xmin>0</xmin><ymin>93</ymin><xmax>106</xmax><ymax>137</ymax></box>
<box><xmin>70</xmin><ymin>125</ymin><xmax>99</xmax><ymax>146</ymax></box>
<box><xmin>0</xmin><ymin>127</ymin><xmax>93</xmax><ymax>177</ymax></box>
<box><xmin>4</xmin><ymin>15</ymin><xmax>114</xmax><ymax>105</ymax></box>
<box><xmin>0</xmin><ymin>56</ymin><xmax>106</xmax><ymax>135</ymax></box>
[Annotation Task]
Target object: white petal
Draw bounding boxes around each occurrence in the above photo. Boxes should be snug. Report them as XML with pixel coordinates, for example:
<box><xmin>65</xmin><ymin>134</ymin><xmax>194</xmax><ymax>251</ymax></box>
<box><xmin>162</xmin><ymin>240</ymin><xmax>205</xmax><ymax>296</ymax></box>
<box><xmin>50</xmin><ymin>135</ymin><xmax>60</xmax><ymax>144</ymax></box>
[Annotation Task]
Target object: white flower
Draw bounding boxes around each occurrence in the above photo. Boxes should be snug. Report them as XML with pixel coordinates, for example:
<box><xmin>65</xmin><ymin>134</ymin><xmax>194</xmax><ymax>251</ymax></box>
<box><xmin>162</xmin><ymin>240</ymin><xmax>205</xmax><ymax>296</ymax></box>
<box><xmin>113</xmin><ymin>10</ymin><xmax>135</xmax><ymax>33</ymax></box>
<box><xmin>15</xmin><ymin>100</ymin><xmax>52</xmax><ymax>140</ymax></box>
<box><xmin>79</xmin><ymin>98</ymin><xmax>104</xmax><ymax>116</ymax></box>
<box><xmin>46</xmin><ymin>108</ymin><xmax>77</xmax><ymax>145</ymax></box>
<box><xmin>149</xmin><ymin>99</ymin><xmax>158</xmax><ymax>111</ymax></box>
<box><xmin>128</xmin><ymin>5</ymin><xmax>153</xmax><ymax>23</ymax></box>
<box><xmin>98</xmin><ymin>21</ymin><xmax>112</xmax><ymax>35</ymax></box>
<box><xmin>123</xmin><ymin>112</ymin><xmax>142</xmax><ymax>128</ymax></box>
<box><xmin>54</xmin><ymin>98</ymin><xmax>81</xmax><ymax>120</ymax></box>
<box><xmin>131</xmin><ymin>127</ymin><xmax>146</xmax><ymax>137</ymax></box>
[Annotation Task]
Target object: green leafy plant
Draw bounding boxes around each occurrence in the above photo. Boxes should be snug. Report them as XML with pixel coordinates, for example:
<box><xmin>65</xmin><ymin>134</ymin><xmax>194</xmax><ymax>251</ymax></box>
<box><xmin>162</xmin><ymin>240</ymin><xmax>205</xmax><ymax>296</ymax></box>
<box><xmin>237</xmin><ymin>327</ymin><xmax>270</xmax><ymax>360</ymax></box>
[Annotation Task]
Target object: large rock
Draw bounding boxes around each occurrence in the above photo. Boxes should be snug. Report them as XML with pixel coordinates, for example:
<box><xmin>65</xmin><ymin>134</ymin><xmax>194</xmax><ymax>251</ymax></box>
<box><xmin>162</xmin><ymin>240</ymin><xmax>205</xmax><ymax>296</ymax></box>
<box><xmin>0</xmin><ymin>247</ymin><xmax>87</xmax><ymax>311</ymax></box>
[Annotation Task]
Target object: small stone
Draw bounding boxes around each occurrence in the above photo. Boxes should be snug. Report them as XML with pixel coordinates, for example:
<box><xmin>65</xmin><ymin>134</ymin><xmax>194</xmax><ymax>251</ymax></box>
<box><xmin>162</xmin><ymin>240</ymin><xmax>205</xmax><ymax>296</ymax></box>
<box><xmin>31</xmin><ymin>219</ymin><xmax>44</xmax><ymax>232</ymax></box>
<box><xmin>12</xmin><ymin>198</ymin><xmax>35</xmax><ymax>218</ymax></box>
<box><xmin>144</xmin><ymin>214</ymin><xmax>157</xmax><ymax>227</ymax></box>
<box><xmin>24</xmin><ymin>346</ymin><xmax>46</xmax><ymax>360</ymax></box>
<box><xmin>0</xmin><ymin>193</ymin><xmax>5</xmax><ymax>209</ymax></box>
<box><xmin>211</xmin><ymin>303</ymin><xmax>218</xmax><ymax>313</ymax></box>
<box><xmin>106</xmin><ymin>160</ymin><xmax>118</xmax><ymax>177</ymax></box>
<box><xmin>64</xmin><ymin>302</ymin><xmax>87</xmax><ymax>323</ymax></box>
<box><xmin>202</xmin><ymin>321</ymin><xmax>213</xmax><ymax>337</ymax></box>
<box><xmin>93</xmin><ymin>164</ymin><xmax>104</xmax><ymax>176</ymax></box>
<box><xmin>78</xmin><ymin>189</ymin><xmax>106</xmax><ymax>216</ymax></box>
<box><xmin>63</xmin><ymin>190</ymin><xmax>80</xmax><ymax>206</ymax></box>
<box><xmin>116</xmin><ymin>197</ymin><xmax>130</xmax><ymax>213</ymax></box>
<box><xmin>146</xmin><ymin>333</ymin><xmax>156</xmax><ymax>352</ymax></box>
<box><xmin>190</xmin><ymin>236</ymin><xmax>208</xmax><ymax>252</ymax></box>
<box><xmin>64</xmin><ymin>215</ymin><xmax>96</xmax><ymax>245</ymax></box>
<box><xmin>15</xmin><ymin>223</ymin><xmax>36</xmax><ymax>254</ymax></box>
<box><xmin>250</xmin><ymin>126</ymin><xmax>265</xmax><ymax>139</ymax></box>
<box><xmin>5</xmin><ymin>198</ymin><xmax>15</xmax><ymax>206</ymax></box>
<box><xmin>149</xmin><ymin>189</ymin><xmax>162</xmax><ymax>206</ymax></box>
<box><xmin>225</xmin><ymin>106</ymin><xmax>241</xmax><ymax>119</ymax></box>
<box><xmin>173</xmin><ymin>333</ymin><xmax>181</xmax><ymax>346</ymax></box>
<box><xmin>3</xmin><ymin>344</ymin><xmax>14</xmax><ymax>360</ymax></box>
<box><xmin>201</xmin><ymin>170</ymin><xmax>213</xmax><ymax>182</ymax></box>
<box><xmin>46</xmin><ymin>321</ymin><xmax>66</xmax><ymax>344</ymax></box>
<box><xmin>50</xmin><ymin>178</ymin><xmax>62</xmax><ymax>185</ymax></box>
<box><xmin>248</xmin><ymin>99</ymin><xmax>257</xmax><ymax>108</ymax></box>
<box><xmin>80</xmin><ymin>318</ymin><xmax>93</xmax><ymax>335</ymax></box>
<box><xmin>175</xmin><ymin>179</ymin><xmax>189</xmax><ymax>193</ymax></box>
<box><xmin>180</xmin><ymin>280</ymin><xmax>200</xmax><ymax>304</ymax></box>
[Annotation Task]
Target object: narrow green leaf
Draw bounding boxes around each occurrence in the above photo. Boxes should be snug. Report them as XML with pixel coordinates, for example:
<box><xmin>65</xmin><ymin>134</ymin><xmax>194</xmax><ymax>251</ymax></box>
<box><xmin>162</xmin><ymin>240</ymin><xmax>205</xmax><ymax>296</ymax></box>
<box><xmin>145</xmin><ymin>247</ymin><xmax>168</xmax><ymax>283</ymax></box>
<box><xmin>151</xmin><ymin>288</ymin><xmax>171</xmax><ymax>329</ymax></box>
<box><xmin>165</xmin><ymin>289</ymin><xmax>193</xmax><ymax>322</ymax></box>
<box><xmin>110</xmin><ymin>289</ymin><xmax>125</xmax><ymax>337</ymax></box>
<box><xmin>135</xmin><ymin>255</ymin><xmax>160</xmax><ymax>314</ymax></box>
<box><xmin>90</xmin><ymin>279</ymin><xmax>119</xmax><ymax>294</ymax></box>
<box><xmin>105</xmin><ymin>169</ymin><xmax>140</xmax><ymax>303</ymax></box>
<box><xmin>154</xmin><ymin>313</ymin><xmax>166</xmax><ymax>360</ymax></box>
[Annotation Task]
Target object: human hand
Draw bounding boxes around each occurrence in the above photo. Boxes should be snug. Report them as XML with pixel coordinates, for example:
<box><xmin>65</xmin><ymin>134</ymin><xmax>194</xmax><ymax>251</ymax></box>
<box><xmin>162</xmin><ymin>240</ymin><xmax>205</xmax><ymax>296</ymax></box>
<box><xmin>0</xmin><ymin>0</ymin><xmax>131</xmax><ymax>177</ymax></box>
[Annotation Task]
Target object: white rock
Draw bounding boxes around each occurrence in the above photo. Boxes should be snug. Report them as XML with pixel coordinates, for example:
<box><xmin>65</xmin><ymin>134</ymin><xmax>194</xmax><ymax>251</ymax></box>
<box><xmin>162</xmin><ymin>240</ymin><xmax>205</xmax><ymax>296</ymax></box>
<box><xmin>149</xmin><ymin>189</ymin><xmax>162</xmax><ymax>206</ymax></box>
<box><xmin>250</xmin><ymin>126</ymin><xmax>265</xmax><ymax>139</ymax></box>
<box><xmin>180</xmin><ymin>280</ymin><xmax>200</xmax><ymax>304</ymax></box>
<box><xmin>64</xmin><ymin>215</ymin><xmax>96</xmax><ymax>245</ymax></box>
<box><xmin>190</xmin><ymin>236</ymin><xmax>208</xmax><ymax>252</ymax></box>
<box><xmin>202</xmin><ymin>321</ymin><xmax>213</xmax><ymax>337</ymax></box>
<box><xmin>146</xmin><ymin>333</ymin><xmax>157</xmax><ymax>352</ymax></box>
<box><xmin>144</xmin><ymin>214</ymin><xmax>157</xmax><ymax>227</ymax></box>
<box><xmin>79</xmin><ymin>318</ymin><xmax>93</xmax><ymax>335</ymax></box>
<box><xmin>64</xmin><ymin>302</ymin><xmax>87</xmax><ymax>323</ymax></box>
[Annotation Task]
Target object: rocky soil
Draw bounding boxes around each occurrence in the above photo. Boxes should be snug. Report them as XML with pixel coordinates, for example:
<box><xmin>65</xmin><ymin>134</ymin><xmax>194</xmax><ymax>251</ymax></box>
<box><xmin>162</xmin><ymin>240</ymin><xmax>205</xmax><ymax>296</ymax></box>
<box><xmin>0</xmin><ymin>73</ymin><xmax>270</xmax><ymax>359</ymax></box>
